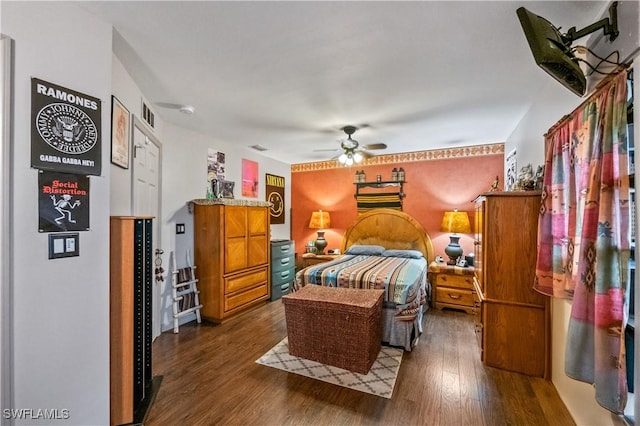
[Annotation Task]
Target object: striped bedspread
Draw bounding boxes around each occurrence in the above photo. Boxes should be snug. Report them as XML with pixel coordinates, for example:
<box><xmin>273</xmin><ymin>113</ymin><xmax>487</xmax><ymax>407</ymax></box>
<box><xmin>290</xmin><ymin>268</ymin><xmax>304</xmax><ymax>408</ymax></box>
<box><xmin>294</xmin><ymin>254</ymin><xmax>428</xmax><ymax>321</ymax></box>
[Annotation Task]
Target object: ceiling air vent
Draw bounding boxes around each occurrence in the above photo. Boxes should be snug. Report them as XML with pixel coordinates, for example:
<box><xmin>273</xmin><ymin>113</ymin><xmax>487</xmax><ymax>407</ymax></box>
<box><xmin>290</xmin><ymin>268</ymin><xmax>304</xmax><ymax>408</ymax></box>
<box><xmin>250</xmin><ymin>144</ymin><xmax>268</xmax><ymax>151</ymax></box>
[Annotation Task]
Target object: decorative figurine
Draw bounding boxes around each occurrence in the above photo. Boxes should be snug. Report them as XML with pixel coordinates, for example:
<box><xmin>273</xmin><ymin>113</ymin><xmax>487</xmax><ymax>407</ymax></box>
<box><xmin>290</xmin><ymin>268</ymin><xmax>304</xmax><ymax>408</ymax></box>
<box><xmin>490</xmin><ymin>176</ymin><xmax>499</xmax><ymax>192</ymax></box>
<box><xmin>516</xmin><ymin>164</ymin><xmax>536</xmax><ymax>190</ymax></box>
<box><xmin>534</xmin><ymin>165</ymin><xmax>544</xmax><ymax>190</ymax></box>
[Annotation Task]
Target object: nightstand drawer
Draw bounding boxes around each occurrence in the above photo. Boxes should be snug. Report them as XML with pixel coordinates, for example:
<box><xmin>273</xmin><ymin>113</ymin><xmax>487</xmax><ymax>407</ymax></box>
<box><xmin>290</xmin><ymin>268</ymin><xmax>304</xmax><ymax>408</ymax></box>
<box><xmin>436</xmin><ymin>287</ymin><xmax>475</xmax><ymax>307</ymax></box>
<box><xmin>302</xmin><ymin>254</ymin><xmax>339</xmax><ymax>268</ymax></box>
<box><xmin>434</xmin><ymin>273</ymin><xmax>474</xmax><ymax>290</ymax></box>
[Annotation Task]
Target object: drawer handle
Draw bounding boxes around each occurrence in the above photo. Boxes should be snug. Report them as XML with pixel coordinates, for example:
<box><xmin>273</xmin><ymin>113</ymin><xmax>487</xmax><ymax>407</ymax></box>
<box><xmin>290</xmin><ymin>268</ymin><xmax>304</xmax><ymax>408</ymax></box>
<box><xmin>280</xmin><ymin>258</ymin><xmax>290</xmax><ymax>266</ymax></box>
<box><xmin>280</xmin><ymin>271</ymin><xmax>290</xmax><ymax>279</ymax></box>
<box><xmin>448</xmin><ymin>294</ymin><xmax>461</xmax><ymax>300</ymax></box>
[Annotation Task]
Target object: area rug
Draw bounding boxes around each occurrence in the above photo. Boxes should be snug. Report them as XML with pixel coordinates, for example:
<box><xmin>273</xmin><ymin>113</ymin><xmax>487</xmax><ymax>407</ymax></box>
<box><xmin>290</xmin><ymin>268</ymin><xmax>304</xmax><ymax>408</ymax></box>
<box><xmin>255</xmin><ymin>337</ymin><xmax>403</xmax><ymax>398</ymax></box>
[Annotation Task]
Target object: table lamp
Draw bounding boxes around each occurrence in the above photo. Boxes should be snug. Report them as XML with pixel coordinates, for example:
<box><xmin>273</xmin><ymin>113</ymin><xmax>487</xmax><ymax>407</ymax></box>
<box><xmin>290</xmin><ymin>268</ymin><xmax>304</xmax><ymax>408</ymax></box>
<box><xmin>440</xmin><ymin>209</ymin><xmax>471</xmax><ymax>265</ymax></box>
<box><xmin>309</xmin><ymin>210</ymin><xmax>331</xmax><ymax>254</ymax></box>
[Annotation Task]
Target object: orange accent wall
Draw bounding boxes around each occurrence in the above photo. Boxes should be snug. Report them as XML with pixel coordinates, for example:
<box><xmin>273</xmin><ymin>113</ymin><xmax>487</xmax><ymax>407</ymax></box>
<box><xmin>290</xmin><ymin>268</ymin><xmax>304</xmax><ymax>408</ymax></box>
<box><xmin>291</xmin><ymin>148</ymin><xmax>504</xmax><ymax>261</ymax></box>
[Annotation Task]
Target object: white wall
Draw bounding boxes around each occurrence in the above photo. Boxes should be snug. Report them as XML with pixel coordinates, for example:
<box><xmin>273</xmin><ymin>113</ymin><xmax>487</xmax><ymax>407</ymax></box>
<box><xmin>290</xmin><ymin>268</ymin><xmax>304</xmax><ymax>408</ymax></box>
<box><xmin>506</xmin><ymin>2</ymin><xmax>639</xmax><ymax>424</ymax></box>
<box><xmin>159</xmin><ymin>123</ymin><xmax>291</xmax><ymax>331</ymax></box>
<box><xmin>111</xmin><ymin>52</ymin><xmax>292</xmax><ymax>332</ymax></box>
<box><xmin>2</xmin><ymin>3</ymin><xmax>111</xmax><ymax>425</ymax></box>
<box><xmin>110</xmin><ymin>54</ymin><xmax>164</xmax><ymax>215</ymax></box>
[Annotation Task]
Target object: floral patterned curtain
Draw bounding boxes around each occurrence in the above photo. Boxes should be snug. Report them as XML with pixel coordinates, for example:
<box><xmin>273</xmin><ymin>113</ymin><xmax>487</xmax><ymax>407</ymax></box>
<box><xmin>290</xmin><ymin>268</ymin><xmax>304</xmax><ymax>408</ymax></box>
<box><xmin>534</xmin><ymin>70</ymin><xmax>630</xmax><ymax>413</ymax></box>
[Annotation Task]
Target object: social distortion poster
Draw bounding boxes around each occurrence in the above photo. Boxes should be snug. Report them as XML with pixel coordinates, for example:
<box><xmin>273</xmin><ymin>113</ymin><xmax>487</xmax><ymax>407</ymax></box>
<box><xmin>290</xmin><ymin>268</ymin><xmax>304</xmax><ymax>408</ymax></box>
<box><xmin>38</xmin><ymin>171</ymin><xmax>90</xmax><ymax>232</ymax></box>
<box><xmin>31</xmin><ymin>78</ymin><xmax>102</xmax><ymax>175</ymax></box>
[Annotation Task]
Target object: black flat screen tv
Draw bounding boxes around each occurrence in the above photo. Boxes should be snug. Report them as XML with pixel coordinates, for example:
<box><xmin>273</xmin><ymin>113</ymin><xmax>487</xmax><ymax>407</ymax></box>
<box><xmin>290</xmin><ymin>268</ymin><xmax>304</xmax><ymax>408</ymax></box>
<box><xmin>517</xmin><ymin>6</ymin><xmax>586</xmax><ymax>96</ymax></box>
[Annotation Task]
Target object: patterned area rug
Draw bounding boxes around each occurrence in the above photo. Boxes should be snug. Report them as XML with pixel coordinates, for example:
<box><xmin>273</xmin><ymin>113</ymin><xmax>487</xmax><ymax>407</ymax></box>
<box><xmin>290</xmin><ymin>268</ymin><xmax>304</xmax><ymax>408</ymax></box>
<box><xmin>255</xmin><ymin>337</ymin><xmax>403</xmax><ymax>398</ymax></box>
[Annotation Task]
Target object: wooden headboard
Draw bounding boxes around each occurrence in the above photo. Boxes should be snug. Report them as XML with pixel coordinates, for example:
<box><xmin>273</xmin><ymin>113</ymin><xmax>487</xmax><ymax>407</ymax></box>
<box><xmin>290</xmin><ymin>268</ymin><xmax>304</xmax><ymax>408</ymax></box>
<box><xmin>340</xmin><ymin>209</ymin><xmax>434</xmax><ymax>261</ymax></box>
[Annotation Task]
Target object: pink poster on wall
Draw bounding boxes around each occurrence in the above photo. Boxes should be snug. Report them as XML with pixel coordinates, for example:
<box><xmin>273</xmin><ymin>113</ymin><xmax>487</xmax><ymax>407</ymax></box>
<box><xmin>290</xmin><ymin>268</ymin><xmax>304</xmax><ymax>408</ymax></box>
<box><xmin>242</xmin><ymin>159</ymin><xmax>258</xmax><ymax>197</ymax></box>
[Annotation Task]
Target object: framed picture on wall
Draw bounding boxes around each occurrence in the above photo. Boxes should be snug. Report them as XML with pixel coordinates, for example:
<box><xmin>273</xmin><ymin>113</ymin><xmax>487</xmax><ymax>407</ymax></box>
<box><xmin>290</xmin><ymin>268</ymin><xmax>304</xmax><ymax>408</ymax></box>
<box><xmin>242</xmin><ymin>159</ymin><xmax>259</xmax><ymax>197</ymax></box>
<box><xmin>111</xmin><ymin>96</ymin><xmax>130</xmax><ymax>169</ymax></box>
<box><xmin>222</xmin><ymin>180</ymin><xmax>235</xmax><ymax>198</ymax></box>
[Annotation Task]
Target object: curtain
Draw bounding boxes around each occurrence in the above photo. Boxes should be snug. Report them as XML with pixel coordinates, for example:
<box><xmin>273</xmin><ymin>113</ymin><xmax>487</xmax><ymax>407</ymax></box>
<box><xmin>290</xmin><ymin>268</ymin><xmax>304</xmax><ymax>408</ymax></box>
<box><xmin>534</xmin><ymin>70</ymin><xmax>630</xmax><ymax>413</ymax></box>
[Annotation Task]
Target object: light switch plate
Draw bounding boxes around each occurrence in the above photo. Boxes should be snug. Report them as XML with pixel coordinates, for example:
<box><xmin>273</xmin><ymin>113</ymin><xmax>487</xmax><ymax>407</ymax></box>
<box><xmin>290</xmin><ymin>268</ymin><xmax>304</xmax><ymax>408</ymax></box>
<box><xmin>48</xmin><ymin>233</ymin><xmax>79</xmax><ymax>259</ymax></box>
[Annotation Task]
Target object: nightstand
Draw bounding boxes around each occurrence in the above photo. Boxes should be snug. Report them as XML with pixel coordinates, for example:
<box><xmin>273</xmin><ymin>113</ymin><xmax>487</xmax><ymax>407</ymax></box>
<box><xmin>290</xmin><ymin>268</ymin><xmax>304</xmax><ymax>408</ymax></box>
<box><xmin>428</xmin><ymin>262</ymin><xmax>476</xmax><ymax>314</ymax></box>
<box><xmin>301</xmin><ymin>253</ymin><xmax>340</xmax><ymax>268</ymax></box>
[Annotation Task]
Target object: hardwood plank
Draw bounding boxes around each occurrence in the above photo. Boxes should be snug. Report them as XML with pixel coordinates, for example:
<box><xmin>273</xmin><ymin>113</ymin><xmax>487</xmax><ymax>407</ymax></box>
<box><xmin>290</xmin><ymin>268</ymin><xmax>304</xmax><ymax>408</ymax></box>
<box><xmin>145</xmin><ymin>303</ymin><xmax>575</xmax><ymax>426</ymax></box>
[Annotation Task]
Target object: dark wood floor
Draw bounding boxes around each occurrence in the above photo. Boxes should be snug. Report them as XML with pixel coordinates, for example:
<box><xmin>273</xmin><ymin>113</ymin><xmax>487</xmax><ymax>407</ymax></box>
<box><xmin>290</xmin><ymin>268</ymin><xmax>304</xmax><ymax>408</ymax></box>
<box><xmin>145</xmin><ymin>301</ymin><xmax>575</xmax><ymax>426</ymax></box>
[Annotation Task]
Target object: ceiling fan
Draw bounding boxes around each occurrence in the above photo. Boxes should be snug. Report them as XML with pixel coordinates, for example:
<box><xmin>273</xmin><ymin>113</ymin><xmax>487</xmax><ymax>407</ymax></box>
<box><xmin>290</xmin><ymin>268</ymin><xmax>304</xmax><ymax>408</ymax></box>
<box><xmin>315</xmin><ymin>125</ymin><xmax>387</xmax><ymax>165</ymax></box>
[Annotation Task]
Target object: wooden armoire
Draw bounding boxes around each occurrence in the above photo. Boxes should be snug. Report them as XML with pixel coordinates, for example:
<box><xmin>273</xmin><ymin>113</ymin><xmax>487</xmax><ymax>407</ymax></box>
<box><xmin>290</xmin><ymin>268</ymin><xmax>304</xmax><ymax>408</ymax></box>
<box><xmin>192</xmin><ymin>199</ymin><xmax>271</xmax><ymax>322</ymax></box>
<box><xmin>473</xmin><ymin>192</ymin><xmax>551</xmax><ymax>378</ymax></box>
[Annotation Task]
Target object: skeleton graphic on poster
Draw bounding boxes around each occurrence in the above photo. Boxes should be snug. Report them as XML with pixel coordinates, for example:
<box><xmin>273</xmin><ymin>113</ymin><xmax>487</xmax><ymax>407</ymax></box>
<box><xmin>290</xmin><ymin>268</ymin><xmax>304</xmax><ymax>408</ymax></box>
<box><xmin>50</xmin><ymin>194</ymin><xmax>81</xmax><ymax>224</ymax></box>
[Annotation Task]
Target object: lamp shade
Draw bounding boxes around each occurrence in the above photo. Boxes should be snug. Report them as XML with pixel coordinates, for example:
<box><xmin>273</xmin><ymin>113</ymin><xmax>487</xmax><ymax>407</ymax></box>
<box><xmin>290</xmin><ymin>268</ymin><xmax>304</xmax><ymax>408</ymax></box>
<box><xmin>440</xmin><ymin>210</ymin><xmax>471</xmax><ymax>234</ymax></box>
<box><xmin>309</xmin><ymin>210</ymin><xmax>331</xmax><ymax>229</ymax></box>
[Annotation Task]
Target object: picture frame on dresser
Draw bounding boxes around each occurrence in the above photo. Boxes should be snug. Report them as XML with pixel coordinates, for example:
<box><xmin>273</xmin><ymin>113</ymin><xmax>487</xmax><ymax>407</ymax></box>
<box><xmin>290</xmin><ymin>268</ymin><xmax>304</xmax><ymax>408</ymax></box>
<box><xmin>221</xmin><ymin>180</ymin><xmax>235</xmax><ymax>198</ymax></box>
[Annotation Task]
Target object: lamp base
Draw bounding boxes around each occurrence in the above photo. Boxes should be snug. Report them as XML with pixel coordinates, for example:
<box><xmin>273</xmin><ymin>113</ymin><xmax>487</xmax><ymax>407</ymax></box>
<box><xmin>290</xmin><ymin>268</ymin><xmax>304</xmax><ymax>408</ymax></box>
<box><xmin>444</xmin><ymin>234</ymin><xmax>463</xmax><ymax>265</ymax></box>
<box><xmin>314</xmin><ymin>230</ymin><xmax>328</xmax><ymax>254</ymax></box>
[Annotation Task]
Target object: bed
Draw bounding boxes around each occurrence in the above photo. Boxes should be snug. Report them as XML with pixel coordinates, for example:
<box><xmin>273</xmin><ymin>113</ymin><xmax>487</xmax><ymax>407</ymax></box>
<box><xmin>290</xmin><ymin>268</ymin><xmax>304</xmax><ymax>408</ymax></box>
<box><xmin>294</xmin><ymin>208</ymin><xmax>434</xmax><ymax>351</ymax></box>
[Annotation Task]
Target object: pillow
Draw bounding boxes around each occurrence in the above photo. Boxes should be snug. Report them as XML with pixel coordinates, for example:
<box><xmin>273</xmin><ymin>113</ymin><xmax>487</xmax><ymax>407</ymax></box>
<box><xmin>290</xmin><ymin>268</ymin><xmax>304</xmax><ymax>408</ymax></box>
<box><xmin>345</xmin><ymin>244</ymin><xmax>386</xmax><ymax>255</ymax></box>
<box><xmin>382</xmin><ymin>249</ymin><xmax>424</xmax><ymax>259</ymax></box>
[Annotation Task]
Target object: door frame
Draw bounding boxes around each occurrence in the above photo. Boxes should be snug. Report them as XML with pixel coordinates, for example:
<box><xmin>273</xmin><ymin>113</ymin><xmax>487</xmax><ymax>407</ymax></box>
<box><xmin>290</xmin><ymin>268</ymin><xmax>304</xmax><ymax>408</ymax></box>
<box><xmin>1</xmin><ymin>34</ymin><xmax>14</xmax><ymax>426</ymax></box>
<box><xmin>131</xmin><ymin>115</ymin><xmax>163</xmax><ymax>339</ymax></box>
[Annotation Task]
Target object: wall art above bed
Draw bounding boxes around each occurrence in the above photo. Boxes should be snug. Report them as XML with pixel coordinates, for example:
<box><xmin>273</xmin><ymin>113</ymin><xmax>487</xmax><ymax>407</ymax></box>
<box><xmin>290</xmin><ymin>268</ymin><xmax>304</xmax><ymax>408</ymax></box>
<box><xmin>354</xmin><ymin>180</ymin><xmax>405</xmax><ymax>213</ymax></box>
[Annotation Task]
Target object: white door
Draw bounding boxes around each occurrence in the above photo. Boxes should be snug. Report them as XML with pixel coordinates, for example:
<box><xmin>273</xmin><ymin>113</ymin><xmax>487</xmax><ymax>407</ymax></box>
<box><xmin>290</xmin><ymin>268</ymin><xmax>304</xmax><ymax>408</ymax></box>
<box><xmin>132</xmin><ymin>121</ymin><xmax>162</xmax><ymax>340</ymax></box>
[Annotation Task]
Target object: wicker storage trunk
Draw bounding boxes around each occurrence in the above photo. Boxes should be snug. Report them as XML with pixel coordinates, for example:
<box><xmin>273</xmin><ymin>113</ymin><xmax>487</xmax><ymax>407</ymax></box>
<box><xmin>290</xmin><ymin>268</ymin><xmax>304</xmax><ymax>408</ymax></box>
<box><xmin>282</xmin><ymin>285</ymin><xmax>384</xmax><ymax>374</ymax></box>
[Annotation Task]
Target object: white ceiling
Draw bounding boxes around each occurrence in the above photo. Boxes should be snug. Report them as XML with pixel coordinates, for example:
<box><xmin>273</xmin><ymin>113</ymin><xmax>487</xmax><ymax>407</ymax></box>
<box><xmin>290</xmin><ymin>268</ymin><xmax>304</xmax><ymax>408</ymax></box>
<box><xmin>78</xmin><ymin>1</ymin><xmax>608</xmax><ymax>164</ymax></box>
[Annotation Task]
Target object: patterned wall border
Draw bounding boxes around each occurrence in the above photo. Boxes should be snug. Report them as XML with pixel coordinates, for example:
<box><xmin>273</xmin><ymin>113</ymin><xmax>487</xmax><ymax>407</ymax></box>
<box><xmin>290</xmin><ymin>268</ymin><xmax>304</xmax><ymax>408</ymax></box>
<box><xmin>291</xmin><ymin>142</ymin><xmax>505</xmax><ymax>173</ymax></box>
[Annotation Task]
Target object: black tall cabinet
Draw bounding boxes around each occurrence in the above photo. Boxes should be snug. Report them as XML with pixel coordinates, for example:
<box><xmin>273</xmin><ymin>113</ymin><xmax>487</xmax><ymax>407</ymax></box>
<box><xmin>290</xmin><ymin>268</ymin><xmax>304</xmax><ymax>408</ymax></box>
<box><xmin>110</xmin><ymin>216</ymin><xmax>160</xmax><ymax>425</ymax></box>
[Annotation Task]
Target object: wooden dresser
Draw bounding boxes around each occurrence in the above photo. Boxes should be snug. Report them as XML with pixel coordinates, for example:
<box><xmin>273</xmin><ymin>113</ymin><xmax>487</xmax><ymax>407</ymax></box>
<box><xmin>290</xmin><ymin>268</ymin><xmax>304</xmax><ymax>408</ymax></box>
<box><xmin>473</xmin><ymin>191</ymin><xmax>550</xmax><ymax>378</ymax></box>
<box><xmin>428</xmin><ymin>262</ymin><xmax>476</xmax><ymax>314</ymax></box>
<box><xmin>192</xmin><ymin>200</ymin><xmax>270</xmax><ymax>323</ymax></box>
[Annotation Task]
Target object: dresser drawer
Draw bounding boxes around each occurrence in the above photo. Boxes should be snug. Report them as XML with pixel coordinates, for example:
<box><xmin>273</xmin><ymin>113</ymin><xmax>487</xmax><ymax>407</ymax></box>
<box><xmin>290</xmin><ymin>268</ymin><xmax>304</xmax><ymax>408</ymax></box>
<box><xmin>225</xmin><ymin>268</ymin><xmax>268</xmax><ymax>294</ymax></box>
<box><xmin>271</xmin><ymin>254</ymin><xmax>295</xmax><ymax>273</ymax></box>
<box><xmin>225</xmin><ymin>283</ymin><xmax>268</xmax><ymax>312</ymax></box>
<box><xmin>270</xmin><ymin>281</ymin><xmax>291</xmax><ymax>301</ymax></box>
<box><xmin>271</xmin><ymin>240</ymin><xmax>295</xmax><ymax>258</ymax></box>
<box><xmin>272</xmin><ymin>267</ymin><xmax>294</xmax><ymax>286</ymax></box>
<box><xmin>434</xmin><ymin>273</ymin><xmax>474</xmax><ymax>290</ymax></box>
<box><xmin>436</xmin><ymin>287</ymin><xmax>475</xmax><ymax>307</ymax></box>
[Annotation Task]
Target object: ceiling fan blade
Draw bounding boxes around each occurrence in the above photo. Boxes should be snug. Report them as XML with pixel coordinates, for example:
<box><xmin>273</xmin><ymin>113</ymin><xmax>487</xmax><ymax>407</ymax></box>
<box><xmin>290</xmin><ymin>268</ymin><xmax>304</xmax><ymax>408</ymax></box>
<box><xmin>357</xmin><ymin>150</ymin><xmax>374</xmax><ymax>159</ymax></box>
<box><xmin>313</xmin><ymin>148</ymin><xmax>340</xmax><ymax>152</ymax></box>
<box><xmin>362</xmin><ymin>143</ymin><xmax>387</xmax><ymax>150</ymax></box>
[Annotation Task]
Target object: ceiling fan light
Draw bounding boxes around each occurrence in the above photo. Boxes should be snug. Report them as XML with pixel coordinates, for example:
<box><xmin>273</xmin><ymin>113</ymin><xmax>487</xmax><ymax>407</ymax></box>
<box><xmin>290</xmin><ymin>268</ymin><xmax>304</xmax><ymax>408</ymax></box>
<box><xmin>338</xmin><ymin>153</ymin><xmax>348</xmax><ymax>164</ymax></box>
<box><xmin>347</xmin><ymin>153</ymin><xmax>353</xmax><ymax>166</ymax></box>
<box><xmin>353</xmin><ymin>152</ymin><xmax>363</xmax><ymax>163</ymax></box>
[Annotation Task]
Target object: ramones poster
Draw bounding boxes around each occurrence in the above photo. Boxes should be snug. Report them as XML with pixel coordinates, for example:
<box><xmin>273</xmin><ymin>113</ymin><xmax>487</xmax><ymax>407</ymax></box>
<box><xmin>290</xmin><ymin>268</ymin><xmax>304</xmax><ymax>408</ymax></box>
<box><xmin>266</xmin><ymin>173</ymin><xmax>285</xmax><ymax>224</ymax></box>
<box><xmin>38</xmin><ymin>171</ymin><xmax>90</xmax><ymax>232</ymax></box>
<box><xmin>31</xmin><ymin>78</ymin><xmax>102</xmax><ymax>175</ymax></box>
